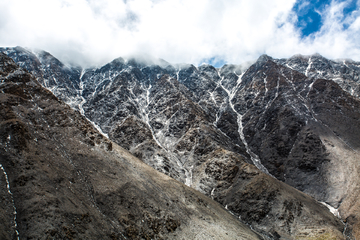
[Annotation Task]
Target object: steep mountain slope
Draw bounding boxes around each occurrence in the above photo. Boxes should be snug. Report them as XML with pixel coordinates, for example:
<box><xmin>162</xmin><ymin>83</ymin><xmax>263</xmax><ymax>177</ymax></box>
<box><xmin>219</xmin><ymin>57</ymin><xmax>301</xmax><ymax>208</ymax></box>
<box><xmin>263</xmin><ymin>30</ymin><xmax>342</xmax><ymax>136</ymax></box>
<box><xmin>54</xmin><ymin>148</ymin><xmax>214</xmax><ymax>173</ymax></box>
<box><xmin>2</xmin><ymin>47</ymin><xmax>358</xmax><ymax>239</ymax></box>
<box><xmin>275</xmin><ymin>54</ymin><xmax>360</xmax><ymax>98</ymax></box>
<box><xmin>0</xmin><ymin>53</ymin><xmax>266</xmax><ymax>239</ymax></box>
<box><xmin>231</xmin><ymin>55</ymin><xmax>360</xmax><ymax>238</ymax></box>
<box><xmin>0</xmin><ymin>46</ymin><xmax>83</xmax><ymax>110</ymax></box>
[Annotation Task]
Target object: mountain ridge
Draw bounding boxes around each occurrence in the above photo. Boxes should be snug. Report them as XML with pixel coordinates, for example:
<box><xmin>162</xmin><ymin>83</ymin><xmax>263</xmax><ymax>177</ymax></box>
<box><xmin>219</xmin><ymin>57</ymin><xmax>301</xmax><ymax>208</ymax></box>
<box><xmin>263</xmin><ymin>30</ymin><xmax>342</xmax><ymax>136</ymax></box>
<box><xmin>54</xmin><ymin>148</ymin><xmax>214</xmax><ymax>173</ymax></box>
<box><xmin>2</xmin><ymin>47</ymin><xmax>360</xmax><ymax>239</ymax></box>
<box><xmin>0</xmin><ymin>52</ymin><xmax>267</xmax><ymax>240</ymax></box>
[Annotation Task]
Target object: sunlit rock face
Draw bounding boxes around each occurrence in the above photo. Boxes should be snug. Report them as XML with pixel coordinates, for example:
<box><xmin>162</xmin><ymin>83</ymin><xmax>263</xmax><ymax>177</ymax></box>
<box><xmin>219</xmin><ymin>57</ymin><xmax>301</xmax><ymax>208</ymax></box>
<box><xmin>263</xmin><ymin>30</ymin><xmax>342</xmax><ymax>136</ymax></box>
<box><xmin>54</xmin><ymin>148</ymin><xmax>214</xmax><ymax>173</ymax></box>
<box><xmin>2</xmin><ymin>47</ymin><xmax>360</xmax><ymax>239</ymax></box>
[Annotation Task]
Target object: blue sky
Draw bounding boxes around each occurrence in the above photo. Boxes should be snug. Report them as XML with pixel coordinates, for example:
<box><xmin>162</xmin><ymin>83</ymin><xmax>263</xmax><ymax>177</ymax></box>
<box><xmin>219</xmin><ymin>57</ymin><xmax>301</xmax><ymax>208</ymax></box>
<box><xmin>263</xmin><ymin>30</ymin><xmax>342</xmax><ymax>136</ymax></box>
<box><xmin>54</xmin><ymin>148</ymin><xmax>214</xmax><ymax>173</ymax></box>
<box><xmin>293</xmin><ymin>0</ymin><xmax>332</xmax><ymax>37</ymax></box>
<box><xmin>293</xmin><ymin>0</ymin><xmax>358</xmax><ymax>37</ymax></box>
<box><xmin>1</xmin><ymin>0</ymin><xmax>359</xmax><ymax>67</ymax></box>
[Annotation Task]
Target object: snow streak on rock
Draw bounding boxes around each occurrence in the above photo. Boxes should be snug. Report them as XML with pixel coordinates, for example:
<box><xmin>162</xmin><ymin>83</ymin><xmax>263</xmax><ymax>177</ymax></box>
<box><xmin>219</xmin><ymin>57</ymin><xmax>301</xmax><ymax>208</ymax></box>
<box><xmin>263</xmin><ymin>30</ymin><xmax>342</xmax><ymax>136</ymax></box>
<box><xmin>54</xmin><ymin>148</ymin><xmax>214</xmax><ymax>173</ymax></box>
<box><xmin>235</xmin><ymin>111</ymin><xmax>272</xmax><ymax>176</ymax></box>
<box><xmin>305</xmin><ymin>56</ymin><xmax>313</xmax><ymax>77</ymax></box>
<box><xmin>87</xmin><ymin>119</ymin><xmax>109</xmax><ymax>139</ymax></box>
<box><xmin>78</xmin><ymin>73</ymin><xmax>87</xmax><ymax>116</ymax></box>
<box><xmin>320</xmin><ymin>202</ymin><xmax>341</xmax><ymax>218</ymax></box>
<box><xmin>0</xmin><ymin>163</ymin><xmax>19</xmax><ymax>240</ymax></box>
<box><xmin>220</xmin><ymin>71</ymin><xmax>273</xmax><ymax>176</ymax></box>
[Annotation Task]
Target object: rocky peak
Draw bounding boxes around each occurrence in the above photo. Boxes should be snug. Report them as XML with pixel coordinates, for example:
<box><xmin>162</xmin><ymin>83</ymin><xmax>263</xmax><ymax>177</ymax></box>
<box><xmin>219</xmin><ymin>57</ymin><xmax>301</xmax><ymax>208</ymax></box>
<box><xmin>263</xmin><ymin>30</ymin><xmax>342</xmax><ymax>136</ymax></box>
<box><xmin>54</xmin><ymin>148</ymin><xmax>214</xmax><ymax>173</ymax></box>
<box><xmin>257</xmin><ymin>54</ymin><xmax>273</xmax><ymax>63</ymax></box>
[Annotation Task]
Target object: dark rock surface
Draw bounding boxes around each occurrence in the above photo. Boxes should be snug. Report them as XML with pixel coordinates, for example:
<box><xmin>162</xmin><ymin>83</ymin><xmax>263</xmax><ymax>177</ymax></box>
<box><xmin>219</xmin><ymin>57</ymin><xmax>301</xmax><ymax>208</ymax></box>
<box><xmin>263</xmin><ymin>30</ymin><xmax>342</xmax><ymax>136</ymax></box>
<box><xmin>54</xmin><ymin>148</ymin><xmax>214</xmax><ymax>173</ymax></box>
<box><xmin>230</xmin><ymin>55</ymin><xmax>360</xmax><ymax>239</ymax></box>
<box><xmin>192</xmin><ymin>149</ymin><xmax>344</xmax><ymax>239</ymax></box>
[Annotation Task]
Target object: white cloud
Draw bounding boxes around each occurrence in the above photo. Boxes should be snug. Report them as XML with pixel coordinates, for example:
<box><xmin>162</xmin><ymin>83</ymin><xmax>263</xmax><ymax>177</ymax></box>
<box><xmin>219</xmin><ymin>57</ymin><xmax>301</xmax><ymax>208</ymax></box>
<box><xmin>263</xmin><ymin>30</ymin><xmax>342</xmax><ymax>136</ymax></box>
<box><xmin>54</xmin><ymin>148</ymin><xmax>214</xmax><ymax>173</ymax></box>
<box><xmin>0</xmin><ymin>0</ymin><xmax>359</xmax><ymax>67</ymax></box>
<box><xmin>291</xmin><ymin>0</ymin><xmax>360</xmax><ymax>60</ymax></box>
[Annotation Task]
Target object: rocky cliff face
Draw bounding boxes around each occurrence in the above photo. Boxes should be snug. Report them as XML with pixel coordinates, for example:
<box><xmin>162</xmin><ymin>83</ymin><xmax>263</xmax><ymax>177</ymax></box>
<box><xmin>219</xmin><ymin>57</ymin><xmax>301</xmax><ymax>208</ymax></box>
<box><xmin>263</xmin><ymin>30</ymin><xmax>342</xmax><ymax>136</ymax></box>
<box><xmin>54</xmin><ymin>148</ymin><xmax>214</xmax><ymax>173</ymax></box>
<box><xmin>2</xmin><ymin>47</ymin><xmax>360</xmax><ymax>239</ymax></box>
<box><xmin>275</xmin><ymin>54</ymin><xmax>360</xmax><ymax>98</ymax></box>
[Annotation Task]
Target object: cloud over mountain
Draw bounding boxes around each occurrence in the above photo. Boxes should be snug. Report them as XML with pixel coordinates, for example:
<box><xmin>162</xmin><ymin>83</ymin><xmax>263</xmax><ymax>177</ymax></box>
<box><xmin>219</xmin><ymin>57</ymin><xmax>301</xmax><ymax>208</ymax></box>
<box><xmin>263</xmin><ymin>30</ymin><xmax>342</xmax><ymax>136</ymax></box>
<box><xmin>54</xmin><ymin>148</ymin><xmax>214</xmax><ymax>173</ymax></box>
<box><xmin>0</xmin><ymin>0</ymin><xmax>359</xmax><ymax>67</ymax></box>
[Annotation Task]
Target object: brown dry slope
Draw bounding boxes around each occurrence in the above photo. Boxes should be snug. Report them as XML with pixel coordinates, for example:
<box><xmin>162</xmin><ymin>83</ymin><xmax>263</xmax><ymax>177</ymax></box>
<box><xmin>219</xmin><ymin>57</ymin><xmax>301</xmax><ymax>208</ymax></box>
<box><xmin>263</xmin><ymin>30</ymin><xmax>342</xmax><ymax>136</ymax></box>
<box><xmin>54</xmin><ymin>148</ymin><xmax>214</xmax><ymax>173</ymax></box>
<box><xmin>0</xmin><ymin>53</ymin><xmax>262</xmax><ymax>239</ymax></box>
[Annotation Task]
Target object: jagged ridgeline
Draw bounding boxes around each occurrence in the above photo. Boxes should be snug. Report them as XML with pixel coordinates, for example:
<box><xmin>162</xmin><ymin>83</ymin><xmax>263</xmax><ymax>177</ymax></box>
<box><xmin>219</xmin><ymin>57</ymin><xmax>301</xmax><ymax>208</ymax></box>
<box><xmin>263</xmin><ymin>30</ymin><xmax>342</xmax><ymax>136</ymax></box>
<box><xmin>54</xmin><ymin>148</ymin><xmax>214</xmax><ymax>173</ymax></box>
<box><xmin>1</xmin><ymin>46</ymin><xmax>360</xmax><ymax>239</ymax></box>
<box><xmin>0</xmin><ymin>52</ymin><xmax>262</xmax><ymax>240</ymax></box>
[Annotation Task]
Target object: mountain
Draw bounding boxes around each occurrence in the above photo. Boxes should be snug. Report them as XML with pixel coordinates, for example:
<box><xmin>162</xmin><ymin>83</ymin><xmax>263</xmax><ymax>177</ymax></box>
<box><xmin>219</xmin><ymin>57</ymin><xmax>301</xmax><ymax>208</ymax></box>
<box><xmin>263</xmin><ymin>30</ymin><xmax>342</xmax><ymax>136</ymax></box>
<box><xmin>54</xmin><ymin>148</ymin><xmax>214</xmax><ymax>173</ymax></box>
<box><xmin>0</xmin><ymin>52</ymin><xmax>265</xmax><ymax>239</ymax></box>
<box><xmin>2</xmin><ymin>46</ymin><xmax>360</xmax><ymax>239</ymax></box>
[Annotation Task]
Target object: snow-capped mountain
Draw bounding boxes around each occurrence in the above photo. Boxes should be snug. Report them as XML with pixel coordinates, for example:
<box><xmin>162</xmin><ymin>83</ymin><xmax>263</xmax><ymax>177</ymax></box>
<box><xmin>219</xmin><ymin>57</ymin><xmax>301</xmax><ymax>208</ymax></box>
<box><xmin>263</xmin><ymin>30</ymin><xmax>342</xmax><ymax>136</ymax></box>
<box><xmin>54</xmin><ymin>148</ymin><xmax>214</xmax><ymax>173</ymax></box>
<box><xmin>2</xmin><ymin>46</ymin><xmax>360</xmax><ymax>239</ymax></box>
<box><xmin>0</xmin><ymin>52</ymin><xmax>266</xmax><ymax>240</ymax></box>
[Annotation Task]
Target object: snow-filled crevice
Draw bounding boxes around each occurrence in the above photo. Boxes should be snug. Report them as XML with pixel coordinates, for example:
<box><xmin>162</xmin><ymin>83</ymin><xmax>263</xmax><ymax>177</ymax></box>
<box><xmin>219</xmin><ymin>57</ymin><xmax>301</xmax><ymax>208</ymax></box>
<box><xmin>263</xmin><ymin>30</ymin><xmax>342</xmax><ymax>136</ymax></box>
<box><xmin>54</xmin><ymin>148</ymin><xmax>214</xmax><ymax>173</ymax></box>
<box><xmin>281</xmin><ymin>70</ymin><xmax>318</xmax><ymax>123</ymax></box>
<box><xmin>176</xmin><ymin>68</ymin><xmax>181</xmax><ymax>82</ymax></box>
<box><xmin>212</xmin><ymin>101</ymin><xmax>228</xmax><ymax>127</ymax></box>
<box><xmin>263</xmin><ymin>75</ymin><xmax>268</xmax><ymax>94</ymax></box>
<box><xmin>87</xmin><ymin>119</ymin><xmax>109</xmax><ymax>138</ymax></box>
<box><xmin>211</xmin><ymin>188</ymin><xmax>216</xmax><ymax>200</ymax></box>
<box><xmin>285</xmin><ymin>63</ymin><xmax>295</xmax><ymax>70</ymax></box>
<box><xmin>77</xmin><ymin>69</ymin><xmax>129</xmax><ymax>139</ymax></box>
<box><xmin>216</xmin><ymin>70</ymin><xmax>244</xmax><ymax>101</ymax></box>
<box><xmin>182</xmin><ymin>135</ymin><xmax>199</xmax><ymax>187</ymax></box>
<box><xmin>235</xmin><ymin>112</ymin><xmax>273</xmax><ymax>176</ymax></box>
<box><xmin>264</xmin><ymin>76</ymin><xmax>280</xmax><ymax>111</ymax></box>
<box><xmin>185</xmin><ymin>164</ymin><xmax>194</xmax><ymax>187</ymax></box>
<box><xmin>129</xmin><ymin>79</ymin><xmax>192</xmax><ymax>186</ymax></box>
<box><xmin>78</xmin><ymin>74</ymin><xmax>87</xmax><ymax>116</ymax></box>
<box><xmin>220</xmin><ymin>70</ymin><xmax>273</xmax><ymax>176</ymax></box>
<box><xmin>306</xmin><ymin>79</ymin><xmax>316</xmax><ymax>98</ymax></box>
<box><xmin>0</xmin><ymin>163</ymin><xmax>20</xmax><ymax>240</ymax></box>
<box><xmin>76</xmin><ymin>76</ymin><xmax>109</xmax><ymax>138</ymax></box>
<box><xmin>320</xmin><ymin>201</ymin><xmax>341</xmax><ymax>218</ymax></box>
<box><xmin>305</xmin><ymin>56</ymin><xmax>313</xmax><ymax>77</ymax></box>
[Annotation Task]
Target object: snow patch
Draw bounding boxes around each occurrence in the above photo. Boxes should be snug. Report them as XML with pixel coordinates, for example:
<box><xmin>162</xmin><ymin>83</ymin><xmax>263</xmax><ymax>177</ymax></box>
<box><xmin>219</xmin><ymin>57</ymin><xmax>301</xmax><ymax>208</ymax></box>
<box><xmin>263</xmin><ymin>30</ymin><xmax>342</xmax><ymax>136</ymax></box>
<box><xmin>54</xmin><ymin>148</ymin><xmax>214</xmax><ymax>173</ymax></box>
<box><xmin>211</xmin><ymin>188</ymin><xmax>215</xmax><ymax>200</ymax></box>
<box><xmin>306</xmin><ymin>79</ymin><xmax>316</xmax><ymax>97</ymax></box>
<box><xmin>236</xmin><ymin>113</ymin><xmax>273</xmax><ymax>176</ymax></box>
<box><xmin>263</xmin><ymin>75</ymin><xmax>268</xmax><ymax>93</ymax></box>
<box><xmin>79</xmin><ymin>68</ymin><xmax>86</xmax><ymax>80</ymax></box>
<box><xmin>305</xmin><ymin>56</ymin><xmax>313</xmax><ymax>77</ymax></box>
<box><xmin>224</xmin><ymin>73</ymin><xmax>273</xmax><ymax>176</ymax></box>
<box><xmin>0</xmin><ymin>164</ymin><xmax>20</xmax><ymax>240</ymax></box>
<box><xmin>320</xmin><ymin>201</ymin><xmax>341</xmax><ymax>218</ymax></box>
<box><xmin>87</xmin><ymin>118</ymin><xmax>109</xmax><ymax>139</ymax></box>
<box><xmin>185</xmin><ymin>165</ymin><xmax>194</xmax><ymax>187</ymax></box>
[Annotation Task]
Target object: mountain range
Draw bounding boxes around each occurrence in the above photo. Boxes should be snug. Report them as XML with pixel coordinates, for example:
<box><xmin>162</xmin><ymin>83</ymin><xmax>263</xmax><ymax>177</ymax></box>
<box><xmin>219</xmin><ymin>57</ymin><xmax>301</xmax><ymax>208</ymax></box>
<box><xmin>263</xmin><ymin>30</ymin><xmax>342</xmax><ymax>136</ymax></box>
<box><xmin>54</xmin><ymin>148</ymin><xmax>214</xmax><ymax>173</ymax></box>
<box><xmin>1</xmin><ymin>46</ymin><xmax>360</xmax><ymax>239</ymax></box>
